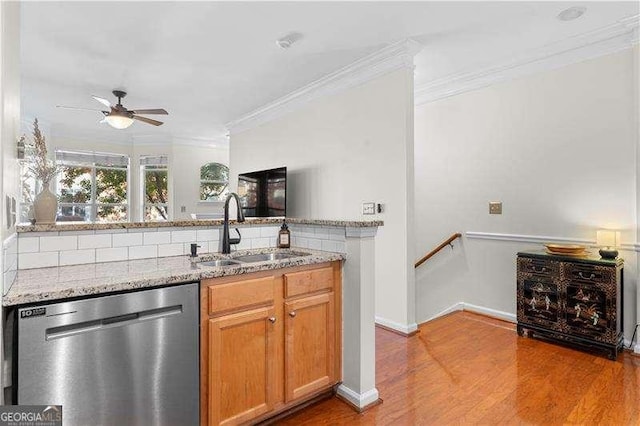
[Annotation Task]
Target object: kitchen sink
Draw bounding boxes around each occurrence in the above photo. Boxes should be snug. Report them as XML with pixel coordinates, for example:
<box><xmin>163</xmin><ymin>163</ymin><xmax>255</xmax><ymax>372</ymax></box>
<box><xmin>232</xmin><ymin>252</ymin><xmax>310</xmax><ymax>263</ymax></box>
<box><xmin>199</xmin><ymin>259</ymin><xmax>242</xmax><ymax>267</ymax></box>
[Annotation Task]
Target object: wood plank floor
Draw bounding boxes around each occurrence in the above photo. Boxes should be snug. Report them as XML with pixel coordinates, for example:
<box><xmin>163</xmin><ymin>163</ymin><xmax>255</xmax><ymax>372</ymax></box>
<box><xmin>276</xmin><ymin>311</ymin><xmax>640</xmax><ymax>425</ymax></box>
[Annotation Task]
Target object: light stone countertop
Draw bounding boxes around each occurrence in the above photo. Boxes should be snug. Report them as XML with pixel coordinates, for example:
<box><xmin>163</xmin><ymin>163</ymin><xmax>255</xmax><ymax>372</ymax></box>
<box><xmin>3</xmin><ymin>248</ymin><xmax>344</xmax><ymax>307</ymax></box>
<box><xmin>17</xmin><ymin>218</ymin><xmax>384</xmax><ymax>233</ymax></box>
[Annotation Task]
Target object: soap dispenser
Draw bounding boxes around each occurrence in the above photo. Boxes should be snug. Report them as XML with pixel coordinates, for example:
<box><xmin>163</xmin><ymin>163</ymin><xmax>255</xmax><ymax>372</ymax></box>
<box><xmin>277</xmin><ymin>220</ymin><xmax>290</xmax><ymax>249</ymax></box>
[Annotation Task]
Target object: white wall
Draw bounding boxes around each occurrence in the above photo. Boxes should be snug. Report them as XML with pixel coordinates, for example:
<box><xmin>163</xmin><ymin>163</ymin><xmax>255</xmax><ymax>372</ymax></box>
<box><xmin>414</xmin><ymin>48</ymin><xmax>639</xmax><ymax>339</ymax></box>
<box><xmin>0</xmin><ymin>0</ymin><xmax>20</xmax><ymax>402</ymax></box>
<box><xmin>171</xmin><ymin>143</ymin><xmax>228</xmax><ymax>220</ymax></box>
<box><xmin>230</xmin><ymin>68</ymin><xmax>417</xmax><ymax>331</ymax></box>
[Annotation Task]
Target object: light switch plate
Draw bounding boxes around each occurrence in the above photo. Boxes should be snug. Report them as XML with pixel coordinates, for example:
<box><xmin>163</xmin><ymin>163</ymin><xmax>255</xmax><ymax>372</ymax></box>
<box><xmin>489</xmin><ymin>201</ymin><xmax>502</xmax><ymax>215</ymax></box>
<box><xmin>362</xmin><ymin>202</ymin><xmax>375</xmax><ymax>215</ymax></box>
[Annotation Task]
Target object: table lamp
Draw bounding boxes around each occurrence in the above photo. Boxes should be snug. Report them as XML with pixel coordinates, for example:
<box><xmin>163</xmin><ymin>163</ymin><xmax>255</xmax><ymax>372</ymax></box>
<box><xmin>596</xmin><ymin>230</ymin><xmax>619</xmax><ymax>259</ymax></box>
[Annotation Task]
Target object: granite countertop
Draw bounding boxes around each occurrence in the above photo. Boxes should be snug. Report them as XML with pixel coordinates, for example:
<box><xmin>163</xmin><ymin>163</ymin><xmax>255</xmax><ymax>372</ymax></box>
<box><xmin>3</xmin><ymin>247</ymin><xmax>345</xmax><ymax>307</ymax></box>
<box><xmin>17</xmin><ymin>218</ymin><xmax>384</xmax><ymax>233</ymax></box>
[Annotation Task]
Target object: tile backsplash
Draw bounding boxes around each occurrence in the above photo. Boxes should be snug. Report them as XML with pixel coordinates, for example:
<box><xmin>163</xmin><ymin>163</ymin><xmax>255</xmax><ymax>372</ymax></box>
<box><xmin>16</xmin><ymin>224</ymin><xmax>347</xmax><ymax>269</ymax></box>
<box><xmin>3</xmin><ymin>233</ymin><xmax>18</xmax><ymax>294</ymax></box>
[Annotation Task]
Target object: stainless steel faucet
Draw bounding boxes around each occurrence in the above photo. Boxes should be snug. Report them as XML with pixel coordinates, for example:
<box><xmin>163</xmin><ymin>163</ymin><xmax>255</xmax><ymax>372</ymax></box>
<box><xmin>221</xmin><ymin>192</ymin><xmax>245</xmax><ymax>254</ymax></box>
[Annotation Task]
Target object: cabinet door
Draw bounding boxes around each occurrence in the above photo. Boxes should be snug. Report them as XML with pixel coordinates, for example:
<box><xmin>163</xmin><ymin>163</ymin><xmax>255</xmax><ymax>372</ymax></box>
<box><xmin>208</xmin><ymin>306</ymin><xmax>277</xmax><ymax>426</ymax></box>
<box><xmin>284</xmin><ymin>292</ymin><xmax>335</xmax><ymax>402</ymax></box>
<box><xmin>517</xmin><ymin>275</ymin><xmax>561</xmax><ymax>329</ymax></box>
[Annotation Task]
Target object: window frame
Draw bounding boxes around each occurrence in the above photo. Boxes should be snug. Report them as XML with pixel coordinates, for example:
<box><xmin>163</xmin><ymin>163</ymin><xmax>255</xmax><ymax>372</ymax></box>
<box><xmin>199</xmin><ymin>162</ymin><xmax>229</xmax><ymax>202</ymax></box>
<box><xmin>140</xmin><ymin>155</ymin><xmax>170</xmax><ymax>222</ymax></box>
<box><xmin>55</xmin><ymin>150</ymin><xmax>130</xmax><ymax>223</ymax></box>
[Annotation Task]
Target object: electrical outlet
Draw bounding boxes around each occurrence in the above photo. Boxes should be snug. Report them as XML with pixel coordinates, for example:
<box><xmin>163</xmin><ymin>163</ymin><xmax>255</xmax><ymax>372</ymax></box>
<box><xmin>181</xmin><ymin>206</ymin><xmax>186</xmax><ymax>213</ymax></box>
<box><xmin>489</xmin><ymin>201</ymin><xmax>502</xmax><ymax>215</ymax></box>
<box><xmin>362</xmin><ymin>202</ymin><xmax>375</xmax><ymax>215</ymax></box>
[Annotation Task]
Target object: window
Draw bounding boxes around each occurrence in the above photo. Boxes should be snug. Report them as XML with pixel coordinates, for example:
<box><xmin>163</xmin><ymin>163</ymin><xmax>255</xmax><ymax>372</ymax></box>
<box><xmin>55</xmin><ymin>150</ymin><xmax>130</xmax><ymax>222</ymax></box>
<box><xmin>141</xmin><ymin>155</ymin><xmax>169</xmax><ymax>221</ymax></box>
<box><xmin>200</xmin><ymin>162</ymin><xmax>229</xmax><ymax>201</ymax></box>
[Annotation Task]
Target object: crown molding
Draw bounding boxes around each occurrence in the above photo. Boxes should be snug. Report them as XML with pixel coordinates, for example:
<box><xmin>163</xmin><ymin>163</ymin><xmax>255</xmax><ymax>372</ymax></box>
<box><xmin>415</xmin><ymin>14</ymin><xmax>640</xmax><ymax>106</ymax></box>
<box><xmin>226</xmin><ymin>39</ymin><xmax>422</xmax><ymax>135</ymax></box>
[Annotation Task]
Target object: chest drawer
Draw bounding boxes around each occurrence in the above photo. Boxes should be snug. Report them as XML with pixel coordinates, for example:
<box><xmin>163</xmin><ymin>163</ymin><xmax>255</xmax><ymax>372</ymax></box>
<box><xmin>284</xmin><ymin>266</ymin><xmax>334</xmax><ymax>298</ymax></box>
<box><xmin>207</xmin><ymin>276</ymin><xmax>275</xmax><ymax>315</ymax></box>
<box><xmin>562</xmin><ymin>263</ymin><xmax>614</xmax><ymax>285</ymax></box>
<box><xmin>517</xmin><ymin>257</ymin><xmax>558</xmax><ymax>277</ymax></box>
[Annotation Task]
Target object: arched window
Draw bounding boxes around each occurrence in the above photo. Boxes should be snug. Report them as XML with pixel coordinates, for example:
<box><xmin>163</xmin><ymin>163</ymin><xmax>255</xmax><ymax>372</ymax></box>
<box><xmin>200</xmin><ymin>162</ymin><xmax>229</xmax><ymax>201</ymax></box>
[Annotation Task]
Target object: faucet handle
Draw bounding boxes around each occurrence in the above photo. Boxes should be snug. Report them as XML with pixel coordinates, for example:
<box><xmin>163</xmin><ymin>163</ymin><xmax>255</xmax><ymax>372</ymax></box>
<box><xmin>229</xmin><ymin>228</ymin><xmax>242</xmax><ymax>245</ymax></box>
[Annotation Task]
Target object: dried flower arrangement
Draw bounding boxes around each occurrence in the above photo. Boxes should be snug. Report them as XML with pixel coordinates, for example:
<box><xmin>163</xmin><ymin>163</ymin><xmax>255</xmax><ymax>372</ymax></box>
<box><xmin>26</xmin><ymin>118</ymin><xmax>58</xmax><ymax>188</ymax></box>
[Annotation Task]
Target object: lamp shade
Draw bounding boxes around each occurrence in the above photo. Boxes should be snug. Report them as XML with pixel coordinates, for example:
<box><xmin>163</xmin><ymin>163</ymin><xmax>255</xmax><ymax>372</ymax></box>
<box><xmin>596</xmin><ymin>230</ymin><xmax>619</xmax><ymax>248</ymax></box>
<box><xmin>105</xmin><ymin>114</ymin><xmax>134</xmax><ymax>129</ymax></box>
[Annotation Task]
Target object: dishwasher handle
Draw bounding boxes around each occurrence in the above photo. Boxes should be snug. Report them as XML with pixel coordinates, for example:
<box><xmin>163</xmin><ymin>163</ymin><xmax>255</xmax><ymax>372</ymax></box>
<box><xmin>45</xmin><ymin>305</ymin><xmax>183</xmax><ymax>341</ymax></box>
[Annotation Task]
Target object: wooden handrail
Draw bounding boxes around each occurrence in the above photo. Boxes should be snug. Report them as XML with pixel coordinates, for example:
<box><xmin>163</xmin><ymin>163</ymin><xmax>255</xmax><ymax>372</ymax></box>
<box><xmin>415</xmin><ymin>233</ymin><xmax>462</xmax><ymax>268</ymax></box>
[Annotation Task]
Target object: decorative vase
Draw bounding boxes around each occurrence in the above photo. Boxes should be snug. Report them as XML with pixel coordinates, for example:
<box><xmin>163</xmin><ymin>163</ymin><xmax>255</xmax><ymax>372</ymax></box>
<box><xmin>33</xmin><ymin>182</ymin><xmax>57</xmax><ymax>224</ymax></box>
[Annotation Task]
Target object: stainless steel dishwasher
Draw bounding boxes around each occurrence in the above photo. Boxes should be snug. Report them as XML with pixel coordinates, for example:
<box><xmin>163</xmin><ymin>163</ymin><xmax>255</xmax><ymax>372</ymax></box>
<box><xmin>17</xmin><ymin>283</ymin><xmax>199</xmax><ymax>426</ymax></box>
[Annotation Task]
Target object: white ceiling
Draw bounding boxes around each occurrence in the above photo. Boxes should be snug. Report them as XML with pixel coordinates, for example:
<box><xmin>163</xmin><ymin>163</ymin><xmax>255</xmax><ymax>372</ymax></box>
<box><xmin>21</xmin><ymin>1</ymin><xmax>638</xmax><ymax>145</ymax></box>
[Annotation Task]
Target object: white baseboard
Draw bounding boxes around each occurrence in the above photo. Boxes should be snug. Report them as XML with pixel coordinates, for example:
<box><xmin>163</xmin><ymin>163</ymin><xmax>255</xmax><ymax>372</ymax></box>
<box><xmin>375</xmin><ymin>316</ymin><xmax>418</xmax><ymax>335</ymax></box>
<box><xmin>419</xmin><ymin>302</ymin><xmax>516</xmax><ymax>325</ymax></box>
<box><xmin>462</xmin><ymin>303</ymin><xmax>517</xmax><ymax>323</ymax></box>
<box><xmin>336</xmin><ymin>384</ymin><xmax>379</xmax><ymax>409</ymax></box>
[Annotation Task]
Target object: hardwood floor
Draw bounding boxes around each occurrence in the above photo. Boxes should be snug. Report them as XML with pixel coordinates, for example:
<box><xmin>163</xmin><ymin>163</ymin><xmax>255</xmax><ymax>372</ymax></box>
<box><xmin>275</xmin><ymin>311</ymin><xmax>640</xmax><ymax>425</ymax></box>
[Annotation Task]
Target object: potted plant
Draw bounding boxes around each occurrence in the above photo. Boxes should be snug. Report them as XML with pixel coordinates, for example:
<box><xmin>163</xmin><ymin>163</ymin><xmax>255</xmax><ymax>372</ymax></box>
<box><xmin>26</xmin><ymin>119</ymin><xmax>59</xmax><ymax>224</ymax></box>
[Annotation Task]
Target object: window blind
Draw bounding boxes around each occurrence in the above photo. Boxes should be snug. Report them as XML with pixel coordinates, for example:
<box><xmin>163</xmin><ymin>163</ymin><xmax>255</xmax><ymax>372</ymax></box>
<box><xmin>140</xmin><ymin>155</ymin><xmax>169</xmax><ymax>166</ymax></box>
<box><xmin>55</xmin><ymin>150</ymin><xmax>129</xmax><ymax>167</ymax></box>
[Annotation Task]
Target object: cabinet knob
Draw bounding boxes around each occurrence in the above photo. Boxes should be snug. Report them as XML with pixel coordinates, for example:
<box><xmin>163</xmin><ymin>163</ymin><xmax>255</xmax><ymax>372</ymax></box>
<box><xmin>268</xmin><ymin>317</ymin><xmax>276</xmax><ymax>323</ymax></box>
<box><xmin>289</xmin><ymin>311</ymin><xmax>296</xmax><ymax>318</ymax></box>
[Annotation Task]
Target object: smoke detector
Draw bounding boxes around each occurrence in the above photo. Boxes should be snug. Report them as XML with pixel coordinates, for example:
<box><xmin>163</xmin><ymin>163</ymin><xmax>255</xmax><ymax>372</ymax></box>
<box><xmin>276</xmin><ymin>32</ymin><xmax>303</xmax><ymax>49</ymax></box>
<box><xmin>557</xmin><ymin>6</ymin><xmax>587</xmax><ymax>21</ymax></box>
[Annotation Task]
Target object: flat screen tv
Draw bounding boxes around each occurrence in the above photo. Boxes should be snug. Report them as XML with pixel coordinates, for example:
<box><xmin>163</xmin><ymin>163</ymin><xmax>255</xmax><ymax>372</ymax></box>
<box><xmin>237</xmin><ymin>167</ymin><xmax>286</xmax><ymax>218</ymax></box>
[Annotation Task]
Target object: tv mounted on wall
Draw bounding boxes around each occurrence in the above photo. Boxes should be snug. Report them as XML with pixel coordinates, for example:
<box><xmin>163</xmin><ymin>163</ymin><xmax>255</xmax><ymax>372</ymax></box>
<box><xmin>237</xmin><ymin>167</ymin><xmax>286</xmax><ymax>218</ymax></box>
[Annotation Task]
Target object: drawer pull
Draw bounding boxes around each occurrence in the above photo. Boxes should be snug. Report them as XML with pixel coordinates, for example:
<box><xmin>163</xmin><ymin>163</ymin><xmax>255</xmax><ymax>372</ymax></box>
<box><xmin>289</xmin><ymin>311</ymin><xmax>296</xmax><ymax>318</ymax></box>
<box><xmin>578</xmin><ymin>272</ymin><xmax>596</xmax><ymax>280</ymax></box>
<box><xmin>532</xmin><ymin>266</ymin><xmax>547</xmax><ymax>273</ymax></box>
<box><xmin>268</xmin><ymin>317</ymin><xmax>276</xmax><ymax>323</ymax></box>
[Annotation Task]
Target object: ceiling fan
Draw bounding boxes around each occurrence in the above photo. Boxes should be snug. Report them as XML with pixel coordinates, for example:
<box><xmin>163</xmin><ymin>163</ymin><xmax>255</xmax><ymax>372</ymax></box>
<box><xmin>57</xmin><ymin>90</ymin><xmax>168</xmax><ymax>129</ymax></box>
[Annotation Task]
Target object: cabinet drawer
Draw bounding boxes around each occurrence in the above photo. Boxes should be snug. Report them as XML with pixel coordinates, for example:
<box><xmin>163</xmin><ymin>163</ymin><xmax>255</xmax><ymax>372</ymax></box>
<box><xmin>208</xmin><ymin>277</ymin><xmax>275</xmax><ymax>315</ymax></box>
<box><xmin>517</xmin><ymin>257</ymin><xmax>557</xmax><ymax>277</ymax></box>
<box><xmin>562</xmin><ymin>263</ymin><xmax>614</xmax><ymax>284</ymax></box>
<box><xmin>284</xmin><ymin>266</ymin><xmax>334</xmax><ymax>298</ymax></box>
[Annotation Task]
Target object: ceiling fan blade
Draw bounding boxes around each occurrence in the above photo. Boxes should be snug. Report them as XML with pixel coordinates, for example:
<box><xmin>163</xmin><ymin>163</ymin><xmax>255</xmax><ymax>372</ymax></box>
<box><xmin>92</xmin><ymin>95</ymin><xmax>112</xmax><ymax>108</ymax></box>
<box><xmin>132</xmin><ymin>115</ymin><xmax>164</xmax><ymax>126</ymax></box>
<box><xmin>130</xmin><ymin>108</ymin><xmax>168</xmax><ymax>115</ymax></box>
<box><xmin>56</xmin><ymin>105</ymin><xmax>103</xmax><ymax>112</ymax></box>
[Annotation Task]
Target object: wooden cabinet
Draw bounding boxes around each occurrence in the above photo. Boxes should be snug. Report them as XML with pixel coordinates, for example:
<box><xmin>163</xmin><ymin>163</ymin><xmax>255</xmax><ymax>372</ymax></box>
<box><xmin>516</xmin><ymin>252</ymin><xmax>623</xmax><ymax>359</ymax></box>
<box><xmin>200</xmin><ymin>261</ymin><xmax>341</xmax><ymax>426</ymax></box>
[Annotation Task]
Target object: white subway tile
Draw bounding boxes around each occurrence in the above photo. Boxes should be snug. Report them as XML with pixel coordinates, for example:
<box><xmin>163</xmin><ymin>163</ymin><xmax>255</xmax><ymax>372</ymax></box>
<box><xmin>95</xmin><ymin>229</ymin><xmax>127</xmax><ymax>235</ymax></box>
<box><xmin>171</xmin><ymin>230</ymin><xmax>197</xmax><ymax>243</ymax></box>
<box><xmin>129</xmin><ymin>245</ymin><xmax>158</xmax><ymax>260</ymax></box>
<box><xmin>260</xmin><ymin>226</ymin><xmax>278</xmax><ymax>238</ymax></box>
<box><xmin>18</xmin><ymin>237</ymin><xmax>39</xmax><ymax>253</ymax></box>
<box><xmin>298</xmin><ymin>227</ymin><xmax>315</xmax><ymax>239</ymax></box>
<box><xmin>308</xmin><ymin>239</ymin><xmax>321</xmax><ymax>250</ymax></box>
<box><xmin>321</xmin><ymin>240</ymin><xmax>338</xmax><ymax>252</ymax></box>
<box><xmin>251</xmin><ymin>237</ymin><xmax>270</xmax><ymax>249</ymax></box>
<box><xmin>269</xmin><ymin>237</ymin><xmax>277</xmax><ymax>248</ymax></box>
<box><xmin>158</xmin><ymin>243</ymin><xmax>184</xmax><ymax>257</ymax></box>
<box><xmin>144</xmin><ymin>231</ymin><xmax>171</xmax><ymax>245</ymax></box>
<box><xmin>335</xmin><ymin>242</ymin><xmax>347</xmax><ymax>253</ymax></box>
<box><xmin>19</xmin><ymin>252</ymin><xmax>59</xmax><ymax>269</ymax></box>
<box><xmin>40</xmin><ymin>235</ymin><xmax>77</xmax><ymax>252</ymax></box>
<box><xmin>60</xmin><ymin>249</ymin><xmax>96</xmax><ymax>266</ymax></box>
<box><xmin>96</xmin><ymin>247</ymin><xmax>128</xmax><ymax>263</ymax></box>
<box><xmin>197</xmin><ymin>229</ymin><xmax>219</xmax><ymax>242</ymax></box>
<box><xmin>329</xmin><ymin>228</ymin><xmax>346</xmax><ymax>241</ymax></box>
<box><xmin>236</xmin><ymin>227</ymin><xmax>259</xmax><ymax>238</ymax></box>
<box><xmin>296</xmin><ymin>237</ymin><xmax>309</xmax><ymax>249</ymax></box>
<box><xmin>207</xmin><ymin>241</ymin><xmax>220</xmax><ymax>253</ymax></box>
<box><xmin>314</xmin><ymin>227</ymin><xmax>330</xmax><ymax>239</ymax></box>
<box><xmin>62</xmin><ymin>230</ymin><xmax>95</xmax><ymax>236</ymax></box>
<box><xmin>236</xmin><ymin>239</ymin><xmax>251</xmax><ymax>250</ymax></box>
<box><xmin>112</xmin><ymin>233</ymin><xmax>143</xmax><ymax>247</ymax></box>
<box><xmin>78</xmin><ymin>234</ymin><xmax>112</xmax><ymax>249</ymax></box>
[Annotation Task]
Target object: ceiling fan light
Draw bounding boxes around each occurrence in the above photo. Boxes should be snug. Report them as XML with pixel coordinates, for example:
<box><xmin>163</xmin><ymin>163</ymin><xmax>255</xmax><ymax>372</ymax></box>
<box><xmin>105</xmin><ymin>114</ymin><xmax>134</xmax><ymax>129</ymax></box>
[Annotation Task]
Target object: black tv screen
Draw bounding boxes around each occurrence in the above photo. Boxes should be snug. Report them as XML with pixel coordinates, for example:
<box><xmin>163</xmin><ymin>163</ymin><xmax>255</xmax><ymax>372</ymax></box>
<box><xmin>238</xmin><ymin>167</ymin><xmax>286</xmax><ymax>218</ymax></box>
